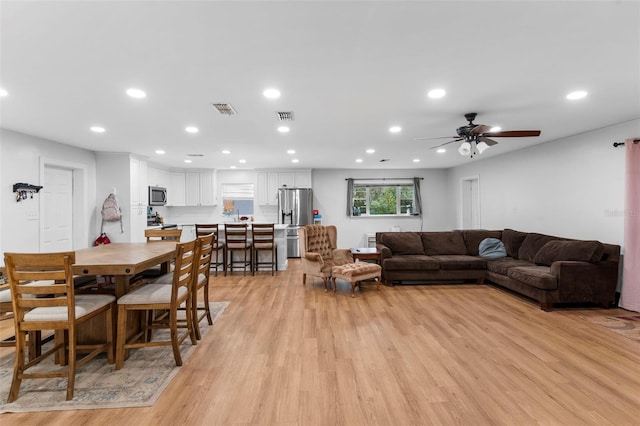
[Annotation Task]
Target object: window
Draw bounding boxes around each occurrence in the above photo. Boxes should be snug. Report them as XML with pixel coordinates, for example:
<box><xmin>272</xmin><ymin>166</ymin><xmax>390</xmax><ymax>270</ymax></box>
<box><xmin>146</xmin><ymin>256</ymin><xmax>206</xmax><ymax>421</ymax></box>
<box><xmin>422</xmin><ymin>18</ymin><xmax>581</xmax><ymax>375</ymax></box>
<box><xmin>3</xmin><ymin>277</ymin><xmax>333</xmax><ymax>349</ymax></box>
<box><xmin>221</xmin><ymin>183</ymin><xmax>254</xmax><ymax>217</ymax></box>
<box><xmin>347</xmin><ymin>178</ymin><xmax>422</xmax><ymax>217</ymax></box>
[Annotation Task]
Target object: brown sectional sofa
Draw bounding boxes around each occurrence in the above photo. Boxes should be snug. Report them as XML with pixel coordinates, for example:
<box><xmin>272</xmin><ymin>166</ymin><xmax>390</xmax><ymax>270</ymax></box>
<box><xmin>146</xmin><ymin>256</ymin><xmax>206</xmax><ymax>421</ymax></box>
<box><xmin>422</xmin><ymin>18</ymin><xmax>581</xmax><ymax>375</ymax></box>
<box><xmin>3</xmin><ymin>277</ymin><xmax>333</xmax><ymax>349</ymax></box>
<box><xmin>376</xmin><ymin>229</ymin><xmax>620</xmax><ymax>311</ymax></box>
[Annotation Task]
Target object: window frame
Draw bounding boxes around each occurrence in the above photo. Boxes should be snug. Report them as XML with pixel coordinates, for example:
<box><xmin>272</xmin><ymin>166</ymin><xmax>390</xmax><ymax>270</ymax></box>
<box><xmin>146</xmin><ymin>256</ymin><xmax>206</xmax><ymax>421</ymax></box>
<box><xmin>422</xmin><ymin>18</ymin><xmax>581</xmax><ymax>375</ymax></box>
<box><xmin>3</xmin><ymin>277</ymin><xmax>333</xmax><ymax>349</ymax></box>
<box><xmin>349</xmin><ymin>179</ymin><xmax>420</xmax><ymax>217</ymax></box>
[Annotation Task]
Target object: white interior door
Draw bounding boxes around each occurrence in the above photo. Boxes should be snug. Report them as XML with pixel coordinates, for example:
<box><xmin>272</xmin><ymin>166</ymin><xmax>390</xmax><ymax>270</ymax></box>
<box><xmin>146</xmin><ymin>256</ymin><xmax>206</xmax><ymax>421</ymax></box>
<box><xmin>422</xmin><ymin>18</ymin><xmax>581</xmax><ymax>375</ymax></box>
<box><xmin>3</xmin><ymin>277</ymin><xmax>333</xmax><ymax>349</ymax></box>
<box><xmin>41</xmin><ymin>166</ymin><xmax>73</xmax><ymax>252</ymax></box>
<box><xmin>461</xmin><ymin>176</ymin><xmax>480</xmax><ymax>229</ymax></box>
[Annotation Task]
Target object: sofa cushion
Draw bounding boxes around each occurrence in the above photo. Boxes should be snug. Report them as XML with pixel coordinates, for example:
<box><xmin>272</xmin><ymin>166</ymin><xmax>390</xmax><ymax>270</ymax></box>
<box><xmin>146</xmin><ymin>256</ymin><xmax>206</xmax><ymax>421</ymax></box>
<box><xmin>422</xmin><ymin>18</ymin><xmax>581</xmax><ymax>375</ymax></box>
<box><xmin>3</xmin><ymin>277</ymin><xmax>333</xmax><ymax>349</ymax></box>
<box><xmin>421</xmin><ymin>232</ymin><xmax>467</xmax><ymax>255</ymax></box>
<box><xmin>478</xmin><ymin>238</ymin><xmax>507</xmax><ymax>258</ymax></box>
<box><xmin>502</xmin><ymin>229</ymin><xmax>528</xmax><ymax>258</ymax></box>
<box><xmin>486</xmin><ymin>258</ymin><xmax>533</xmax><ymax>275</ymax></box>
<box><xmin>533</xmin><ymin>240</ymin><xmax>605</xmax><ymax>266</ymax></box>
<box><xmin>383</xmin><ymin>255</ymin><xmax>440</xmax><ymax>271</ymax></box>
<box><xmin>460</xmin><ymin>230</ymin><xmax>503</xmax><ymax>255</ymax></box>
<box><xmin>518</xmin><ymin>233</ymin><xmax>559</xmax><ymax>263</ymax></box>
<box><xmin>380</xmin><ymin>233</ymin><xmax>424</xmax><ymax>255</ymax></box>
<box><xmin>430</xmin><ymin>255</ymin><xmax>487</xmax><ymax>271</ymax></box>
<box><xmin>507</xmin><ymin>266</ymin><xmax>557</xmax><ymax>290</ymax></box>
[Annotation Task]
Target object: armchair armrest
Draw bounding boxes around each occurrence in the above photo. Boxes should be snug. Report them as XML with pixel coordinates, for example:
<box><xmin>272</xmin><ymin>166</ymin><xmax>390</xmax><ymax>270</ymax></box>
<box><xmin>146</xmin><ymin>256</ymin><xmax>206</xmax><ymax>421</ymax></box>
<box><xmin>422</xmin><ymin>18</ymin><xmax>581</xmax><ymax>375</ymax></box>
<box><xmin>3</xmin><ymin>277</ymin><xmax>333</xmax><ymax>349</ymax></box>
<box><xmin>304</xmin><ymin>252</ymin><xmax>323</xmax><ymax>263</ymax></box>
<box><xmin>377</xmin><ymin>243</ymin><xmax>392</xmax><ymax>261</ymax></box>
<box><xmin>332</xmin><ymin>249</ymin><xmax>354</xmax><ymax>264</ymax></box>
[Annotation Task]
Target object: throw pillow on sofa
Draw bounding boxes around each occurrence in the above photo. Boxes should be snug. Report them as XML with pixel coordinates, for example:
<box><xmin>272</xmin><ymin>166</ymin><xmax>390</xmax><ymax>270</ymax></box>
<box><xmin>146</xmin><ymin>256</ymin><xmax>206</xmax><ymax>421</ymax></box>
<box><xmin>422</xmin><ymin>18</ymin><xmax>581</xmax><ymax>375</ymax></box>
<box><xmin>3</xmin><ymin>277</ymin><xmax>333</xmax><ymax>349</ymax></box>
<box><xmin>533</xmin><ymin>240</ymin><xmax>605</xmax><ymax>266</ymax></box>
<box><xmin>380</xmin><ymin>232</ymin><xmax>424</xmax><ymax>255</ymax></box>
<box><xmin>479</xmin><ymin>238</ymin><xmax>507</xmax><ymax>258</ymax></box>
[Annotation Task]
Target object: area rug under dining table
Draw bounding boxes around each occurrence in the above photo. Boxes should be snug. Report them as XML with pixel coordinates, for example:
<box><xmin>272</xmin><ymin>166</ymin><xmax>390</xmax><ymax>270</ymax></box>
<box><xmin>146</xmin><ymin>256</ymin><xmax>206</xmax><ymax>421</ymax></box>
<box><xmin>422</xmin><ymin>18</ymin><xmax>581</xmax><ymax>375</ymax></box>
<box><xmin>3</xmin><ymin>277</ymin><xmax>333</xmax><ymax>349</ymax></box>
<box><xmin>0</xmin><ymin>301</ymin><xmax>228</xmax><ymax>413</ymax></box>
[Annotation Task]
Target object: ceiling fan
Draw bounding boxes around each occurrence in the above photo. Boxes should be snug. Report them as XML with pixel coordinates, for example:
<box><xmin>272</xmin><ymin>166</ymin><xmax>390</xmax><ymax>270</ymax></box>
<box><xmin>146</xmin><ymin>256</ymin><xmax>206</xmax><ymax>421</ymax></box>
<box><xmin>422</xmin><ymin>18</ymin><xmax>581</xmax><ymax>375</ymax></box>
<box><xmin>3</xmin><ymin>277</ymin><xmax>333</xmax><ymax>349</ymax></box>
<box><xmin>415</xmin><ymin>112</ymin><xmax>541</xmax><ymax>157</ymax></box>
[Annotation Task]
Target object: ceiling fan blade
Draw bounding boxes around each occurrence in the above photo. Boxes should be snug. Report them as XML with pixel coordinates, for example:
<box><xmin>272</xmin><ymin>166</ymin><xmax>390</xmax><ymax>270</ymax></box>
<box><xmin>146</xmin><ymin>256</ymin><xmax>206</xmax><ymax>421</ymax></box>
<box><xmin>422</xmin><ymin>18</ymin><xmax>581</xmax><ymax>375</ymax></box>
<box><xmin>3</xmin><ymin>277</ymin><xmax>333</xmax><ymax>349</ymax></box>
<box><xmin>428</xmin><ymin>138</ymin><xmax>464</xmax><ymax>149</ymax></box>
<box><xmin>470</xmin><ymin>124</ymin><xmax>492</xmax><ymax>135</ymax></box>
<box><xmin>414</xmin><ymin>135</ymin><xmax>458</xmax><ymax>141</ymax></box>
<box><xmin>485</xmin><ymin>130</ymin><xmax>541</xmax><ymax>137</ymax></box>
<box><xmin>478</xmin><ymin>136</ymin><xmax>499</xmax><ymax>146</ymax></box>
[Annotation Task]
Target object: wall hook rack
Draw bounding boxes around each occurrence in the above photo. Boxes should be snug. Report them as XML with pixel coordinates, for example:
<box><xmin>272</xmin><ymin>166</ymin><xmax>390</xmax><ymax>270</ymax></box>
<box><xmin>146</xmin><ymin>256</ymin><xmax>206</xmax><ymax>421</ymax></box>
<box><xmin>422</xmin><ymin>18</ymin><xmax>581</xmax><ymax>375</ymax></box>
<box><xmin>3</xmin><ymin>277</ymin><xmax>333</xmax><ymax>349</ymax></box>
<box><xmin>13</xmin><ymin>182</ymin><xmax>43</xmax><ymax>202</ymax></box>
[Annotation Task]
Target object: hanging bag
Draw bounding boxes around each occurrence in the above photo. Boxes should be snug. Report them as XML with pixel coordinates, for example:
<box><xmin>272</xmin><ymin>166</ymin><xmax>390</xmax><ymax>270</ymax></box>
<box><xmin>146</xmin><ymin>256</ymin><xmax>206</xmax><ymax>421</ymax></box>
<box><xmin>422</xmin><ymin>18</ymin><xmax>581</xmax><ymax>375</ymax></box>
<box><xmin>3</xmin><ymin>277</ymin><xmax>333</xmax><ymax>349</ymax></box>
<box><xmin>101</xmin><ymin>193</ymin><xmax>123</xmax><ymax>233</ymax></box>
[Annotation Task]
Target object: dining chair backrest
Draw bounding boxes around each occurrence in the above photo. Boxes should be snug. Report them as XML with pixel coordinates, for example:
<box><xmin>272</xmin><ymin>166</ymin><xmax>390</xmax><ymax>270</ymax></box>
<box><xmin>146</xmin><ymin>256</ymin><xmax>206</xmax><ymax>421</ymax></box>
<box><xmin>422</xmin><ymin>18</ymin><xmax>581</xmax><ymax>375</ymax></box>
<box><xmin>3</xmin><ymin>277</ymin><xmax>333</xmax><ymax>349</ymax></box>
<box><xmin>145</xmin><ymin>228</ymin><xmax>182</xmax><ymax>242</ymax></box>
<box><xmin>5</xmin><ymin>251</ymin><xmax>76</xmax><ymax>325</ymax></box>
<box><xmin>251</xmin><ymin>223</ymin><xmax>275</xmax><ymax>248</ymax></box>
<box><xmin>171</xmin><ymin>239</ymin><xmax>198</xmax><ymax>300</ymax></box>
<box><xmin>194</xmin><ymin>233</ymin><xmax>214</xmax><ymax>282</ymax></box>
<box><xmin>225</xmin><ymin>223</ymin><xmax>249</xmax><ymax>248</ymax></box>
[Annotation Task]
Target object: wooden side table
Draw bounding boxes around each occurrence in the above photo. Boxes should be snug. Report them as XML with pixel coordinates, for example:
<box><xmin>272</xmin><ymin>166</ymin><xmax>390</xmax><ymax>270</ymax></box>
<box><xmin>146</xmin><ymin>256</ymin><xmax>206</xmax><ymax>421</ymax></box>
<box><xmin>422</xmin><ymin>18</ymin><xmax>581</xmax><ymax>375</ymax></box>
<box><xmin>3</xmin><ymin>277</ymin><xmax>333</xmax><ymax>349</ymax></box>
<box><xmin>351</xmin><ymin>248</ymin><xmax>381</xmax><ymax>264</ymax></box>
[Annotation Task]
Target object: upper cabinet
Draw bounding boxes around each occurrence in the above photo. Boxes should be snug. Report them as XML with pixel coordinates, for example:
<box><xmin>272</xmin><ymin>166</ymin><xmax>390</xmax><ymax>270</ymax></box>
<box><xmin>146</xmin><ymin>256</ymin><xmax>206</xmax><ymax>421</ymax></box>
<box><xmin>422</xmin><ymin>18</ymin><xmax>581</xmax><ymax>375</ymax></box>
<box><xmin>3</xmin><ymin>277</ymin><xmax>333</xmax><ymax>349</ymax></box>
<box><xmin>185</xmin><ymin>171</ymin><xmax>215</xmax><ymax>206</ymax></box>
<box><xmin>148</xmin><ymin>166</ymin><xmax>170</xmax><ymax>190</ymax></box>
<box><xmin>168</xmin><ymin>172</ymin><xmax>186</xmax><ymax>206</ymax></box>
<box><xmin>257</xmin><ymin>170</ymin><xmax>311</xmax><ymax>205</ymax></box>
<box><xmin>130</xmin><ymin>157</ymin><xmax>148</xmax><ymax>207</ymax></box>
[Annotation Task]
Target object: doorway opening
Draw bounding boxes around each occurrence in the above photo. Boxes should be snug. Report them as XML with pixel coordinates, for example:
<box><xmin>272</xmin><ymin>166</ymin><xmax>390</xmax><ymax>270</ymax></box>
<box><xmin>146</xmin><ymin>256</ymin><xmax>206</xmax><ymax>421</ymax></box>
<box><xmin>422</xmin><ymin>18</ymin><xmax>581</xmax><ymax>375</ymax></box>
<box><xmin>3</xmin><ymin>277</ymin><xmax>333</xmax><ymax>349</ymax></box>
<box><xmin>461</xmin><ymin>176</ymin><xmax>480</xmax><ymax>229</ymax></box>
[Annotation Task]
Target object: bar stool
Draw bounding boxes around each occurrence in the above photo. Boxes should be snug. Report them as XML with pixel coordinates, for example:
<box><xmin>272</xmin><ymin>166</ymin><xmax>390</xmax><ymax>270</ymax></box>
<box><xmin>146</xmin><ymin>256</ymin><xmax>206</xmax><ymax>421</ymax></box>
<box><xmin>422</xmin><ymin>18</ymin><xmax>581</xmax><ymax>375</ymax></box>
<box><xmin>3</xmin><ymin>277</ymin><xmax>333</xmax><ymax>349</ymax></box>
<box><xmin>252</xmin><ymin>223</ymin><xmax>276</xmax><ymax>276</ymax></box>
<box><xmin>195</xmin><ymin>224</ymin><xmax>226</xmax><ymax>276</ymax></box>
<box><xmin>225</xmin><ymin>223</ymin><xmax>252</xmax><ymax>275</ymax></box>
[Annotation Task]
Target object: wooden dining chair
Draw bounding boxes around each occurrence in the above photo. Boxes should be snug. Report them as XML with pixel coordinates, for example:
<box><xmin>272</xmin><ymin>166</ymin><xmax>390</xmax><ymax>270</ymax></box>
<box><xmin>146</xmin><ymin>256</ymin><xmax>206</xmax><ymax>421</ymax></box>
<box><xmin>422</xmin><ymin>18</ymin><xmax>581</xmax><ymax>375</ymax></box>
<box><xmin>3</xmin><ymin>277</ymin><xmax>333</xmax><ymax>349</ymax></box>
<box><xmin>251</xmin><ymin>223</ymin><xmax>276</xmax><ymax>276</ymax></box>
<box><xmin>115</xmin><ymin>239</ymin><xmax>198</xmax><ymax>370</ymax></box>
<box><xmin>4</xmin><ymin>251</ymin><xmax>115</xmax><ymax>402</ymax></box>
<box><xmin>195</xmin><ymin>224</ymin><xmax>226</xmax><ymax>276</ymax></box>
<box><xmin>191</xmin><ymin>233</ymin><xmax>214</xmax><ymax>339</ymax></box>
<box><xmin>145</xmin><ymin>228</ymin><xmax>182</xmax><ymax>242</ymax></box>
<box><xmin>225</xmin><ymin>223</ymin><xmax>253</xmax><ymax>275</ymax></box>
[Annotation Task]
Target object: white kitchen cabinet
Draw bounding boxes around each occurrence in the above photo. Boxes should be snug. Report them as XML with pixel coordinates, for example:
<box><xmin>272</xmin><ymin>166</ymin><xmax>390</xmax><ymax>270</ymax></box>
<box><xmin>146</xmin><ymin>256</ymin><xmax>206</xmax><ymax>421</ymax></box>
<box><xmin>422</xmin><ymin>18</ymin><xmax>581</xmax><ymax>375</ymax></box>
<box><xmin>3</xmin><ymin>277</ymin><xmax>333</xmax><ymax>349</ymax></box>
<box><xmin>185</xmin><ymin>171</ymin><xmax>215</xmax><ymax>206</ymax></box>
<box><xmin>129</xmin><ymin>157</ymin><xmax>148</xmax><ymax>207</ymax></box>
<box><xmin>257</xmin><ymin>172</ymin><xmax>279</xmax><ymax>205</ymax></box>
<box><xmin>294</xmin><ymin>171</ymin><xmax>311</xmax><ymax>188</ymax></box>
<box><xmin>148</xmin><ymin>166</ymin><xmax>170</xmax><ymax>189</ymax></box>
<box><xmin>130</xmin><ymin>206</ymin><xmax>147</xmax><ymax>242</ymax></box>
<box><xmin>169</xmin><ymin>172</ymin><xmax>186</xmax><ymax>206</ymax></box>
<box><xmin>277</xmin><ymin>172</ymin><xmax>294</xmax><ymax>188</ymax></box>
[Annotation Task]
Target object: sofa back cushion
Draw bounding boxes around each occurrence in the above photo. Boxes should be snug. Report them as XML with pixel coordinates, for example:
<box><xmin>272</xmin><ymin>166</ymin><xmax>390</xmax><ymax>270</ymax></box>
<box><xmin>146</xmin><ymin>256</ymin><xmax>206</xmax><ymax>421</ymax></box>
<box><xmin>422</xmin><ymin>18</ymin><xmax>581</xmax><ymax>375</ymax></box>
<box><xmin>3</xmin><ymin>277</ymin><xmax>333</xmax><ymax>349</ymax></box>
<box><xmin>460</xmin><ymin>230</ymin><xmax>503</xmax><ymax>255</ymax></box>
<box><xmin>380</xmin><ymin>232</ymin><xmax>424</xmax><ymax>255</ymax></box>
<box><xmin>533</xmin><ymin>240</ymin><xmax>605</xmax><ymax>266</ymax></box>
<box><xmin>502</xmin><ymin>229</ymin><xmax>528</xmax><ymax>258</ymax></box>
<box><xmin>421</xmin><ymin>232</ymin><xmax>467</xmax><ymax>255</ymax></box>
<box><xmin>518</xmin><ymin>233</ymin><xmax>559</xmax><ymax>262</ymax></box>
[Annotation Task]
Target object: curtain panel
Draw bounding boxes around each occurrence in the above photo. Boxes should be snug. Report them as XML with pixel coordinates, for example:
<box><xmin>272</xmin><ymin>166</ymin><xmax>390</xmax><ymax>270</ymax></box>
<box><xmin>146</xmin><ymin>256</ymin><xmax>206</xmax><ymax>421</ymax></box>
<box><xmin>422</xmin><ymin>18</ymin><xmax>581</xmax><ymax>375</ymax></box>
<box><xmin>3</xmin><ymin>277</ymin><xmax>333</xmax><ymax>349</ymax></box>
<box><xmin>619</xmin><ymin>138</ymin><xmax>640</xmax><ymax>312</ymax></box>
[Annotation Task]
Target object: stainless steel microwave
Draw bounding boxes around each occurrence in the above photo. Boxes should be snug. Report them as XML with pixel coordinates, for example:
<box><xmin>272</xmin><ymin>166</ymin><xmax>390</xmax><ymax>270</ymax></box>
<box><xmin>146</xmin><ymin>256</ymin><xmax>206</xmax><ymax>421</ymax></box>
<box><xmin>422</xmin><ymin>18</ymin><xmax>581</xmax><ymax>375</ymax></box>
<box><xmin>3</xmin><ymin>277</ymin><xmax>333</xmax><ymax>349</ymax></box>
<box><xmin>148</xmin><ymin>186</ymin><xmax>167</xmax><ymax>206</ymax></box>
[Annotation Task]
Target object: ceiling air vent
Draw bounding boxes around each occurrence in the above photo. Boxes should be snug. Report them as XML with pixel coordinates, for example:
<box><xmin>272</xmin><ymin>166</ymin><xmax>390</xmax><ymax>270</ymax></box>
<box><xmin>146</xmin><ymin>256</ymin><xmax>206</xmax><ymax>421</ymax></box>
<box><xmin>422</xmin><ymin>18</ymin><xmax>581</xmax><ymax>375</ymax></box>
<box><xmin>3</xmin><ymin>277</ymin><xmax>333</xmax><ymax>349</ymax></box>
<box><xmin>187</xmin><ymin>154</ymin><xmax>204</xmax><ymax>157</ymax></box>
<box><xmin>276</xmin><ymin>111</ymin><xmax>294</xmax><ymax>121</ymax></box>
<box><xmin>212</xmin><ymin>103</ymin><xmax>237</xmax><ymax>115</ymax></box>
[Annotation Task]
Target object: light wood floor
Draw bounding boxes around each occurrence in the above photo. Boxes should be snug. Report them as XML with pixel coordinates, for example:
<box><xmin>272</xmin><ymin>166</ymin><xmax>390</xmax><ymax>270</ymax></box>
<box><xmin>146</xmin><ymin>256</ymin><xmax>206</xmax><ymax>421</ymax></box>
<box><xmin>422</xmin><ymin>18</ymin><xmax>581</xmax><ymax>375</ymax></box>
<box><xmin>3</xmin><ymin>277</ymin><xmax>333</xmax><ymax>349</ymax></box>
<box><xmin>1</xmin><ymin>259</ymin><xmax>639</xmax><ymax>425</ymax></box>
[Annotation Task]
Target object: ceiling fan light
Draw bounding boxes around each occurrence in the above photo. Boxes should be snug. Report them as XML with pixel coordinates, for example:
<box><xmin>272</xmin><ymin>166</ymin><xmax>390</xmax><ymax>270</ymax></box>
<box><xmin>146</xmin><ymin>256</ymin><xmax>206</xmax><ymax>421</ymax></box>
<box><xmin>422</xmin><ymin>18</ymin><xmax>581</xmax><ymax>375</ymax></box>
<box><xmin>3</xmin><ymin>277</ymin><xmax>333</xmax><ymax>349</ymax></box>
<box><xmin>476</xmin><ymin>141</ymin><xmax>490</xmax><ymax>153</ymax></box>
<box><xmin>458</xmin><ymin>141</ymin><xmax>471</xmax><ymax>156</ymax></box>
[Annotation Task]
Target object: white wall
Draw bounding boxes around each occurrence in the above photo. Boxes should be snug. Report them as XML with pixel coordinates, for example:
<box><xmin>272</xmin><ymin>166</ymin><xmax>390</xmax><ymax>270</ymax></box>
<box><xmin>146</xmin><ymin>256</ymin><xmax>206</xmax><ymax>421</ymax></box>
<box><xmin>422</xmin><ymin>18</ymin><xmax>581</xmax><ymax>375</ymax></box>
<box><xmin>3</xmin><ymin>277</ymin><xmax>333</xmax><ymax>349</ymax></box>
<box><xmin>446</xmin><ymin>119</ymin><xmax>639</xmax><ymax>248</ymax></box>
<box><xmin>312</xmin><ymin>168</ymin><xmax>452</xmax><ymax>248</ymax></box>
<box><xmin>0</xmin><ymin>129</ymin><xmax>97</xmax><ymax>263</ymax></box>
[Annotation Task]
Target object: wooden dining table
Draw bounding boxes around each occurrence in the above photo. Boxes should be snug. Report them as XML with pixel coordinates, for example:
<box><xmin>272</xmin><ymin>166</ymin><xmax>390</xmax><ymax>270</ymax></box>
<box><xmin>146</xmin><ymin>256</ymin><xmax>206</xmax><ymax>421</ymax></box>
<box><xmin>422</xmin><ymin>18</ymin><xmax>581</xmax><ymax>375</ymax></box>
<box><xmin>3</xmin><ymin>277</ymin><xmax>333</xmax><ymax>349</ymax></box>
<box><xmin>73</xmin><ymin>242</ymin><xmax>177</xmax><ymax>297</ymax></box>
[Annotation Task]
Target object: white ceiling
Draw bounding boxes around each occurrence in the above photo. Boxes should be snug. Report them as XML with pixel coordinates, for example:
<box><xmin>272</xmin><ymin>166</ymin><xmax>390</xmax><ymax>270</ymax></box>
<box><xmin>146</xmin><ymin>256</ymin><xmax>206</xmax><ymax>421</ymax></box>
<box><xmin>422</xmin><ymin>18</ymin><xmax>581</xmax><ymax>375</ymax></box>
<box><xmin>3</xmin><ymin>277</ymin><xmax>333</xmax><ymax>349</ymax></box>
<box><xmin>1</xmin><ymin>1</ymin><xmax>638</xmax><ymax>170</ymax></box>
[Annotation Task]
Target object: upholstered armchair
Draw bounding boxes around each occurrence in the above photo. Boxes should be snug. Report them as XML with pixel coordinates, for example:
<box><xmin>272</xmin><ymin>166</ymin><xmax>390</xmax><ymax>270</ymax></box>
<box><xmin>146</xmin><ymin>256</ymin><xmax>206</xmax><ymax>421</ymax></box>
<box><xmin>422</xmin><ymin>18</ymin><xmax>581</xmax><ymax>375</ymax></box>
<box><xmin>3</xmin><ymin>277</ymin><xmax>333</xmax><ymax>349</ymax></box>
<box><xmin>299</xmin><ymin>225</ymin><xmax>353</xmax><ymax>291</ymax></box>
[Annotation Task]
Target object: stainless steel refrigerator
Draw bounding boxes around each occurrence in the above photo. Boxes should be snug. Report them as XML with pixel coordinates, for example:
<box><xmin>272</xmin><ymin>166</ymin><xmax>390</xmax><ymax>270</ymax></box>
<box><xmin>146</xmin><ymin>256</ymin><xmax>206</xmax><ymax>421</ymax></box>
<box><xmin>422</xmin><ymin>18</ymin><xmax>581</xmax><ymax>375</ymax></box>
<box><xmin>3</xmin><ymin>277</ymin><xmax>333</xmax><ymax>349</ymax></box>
<box><xmin>278</xmin><ymin>188</ymin><xmax>313</xmax><ymax>258</ymax></box>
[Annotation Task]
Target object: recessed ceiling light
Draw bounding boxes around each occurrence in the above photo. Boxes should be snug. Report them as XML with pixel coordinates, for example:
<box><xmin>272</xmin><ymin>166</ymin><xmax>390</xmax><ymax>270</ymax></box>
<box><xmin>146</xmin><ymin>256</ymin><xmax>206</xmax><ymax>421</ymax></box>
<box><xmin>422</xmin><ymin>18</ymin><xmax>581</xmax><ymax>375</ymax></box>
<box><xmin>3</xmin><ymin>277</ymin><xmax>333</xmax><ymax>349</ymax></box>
<box><xmin>291</xmin><ymin>159</ymin><xmax>299</xmax><ymax>163</ymax></box>
<box><xmin>355</xmin><ymin>158</ymin><xmax>363</xmax><ymax>163</ymax></box>
<box><xmin>184</xmin><ymin>159</ymin><xmax>192</xmax><ymax>164</ymax></box>
<box><xmin>287</xmin><ymin>149</ymin><xmax>296</xmax><ymax>154</ymax></box>
<box><xmin>366</xmin><ymin>149</ymin><xmax>375</xmax><ymax>154</ymax></box>
<box><xmin>427</xmin><ymin>88</ymin><xmax>446</xmax><ymax>99</ymax></box>
<box><xmin>566</xmin><ymin>90</ymin><xmax>588</xmax><ymax>100</ymax></box>
<box><xmin>239</xmin><ymin>159</ymin><xmax>247</xmax><ymax>164</ymax></box>
<box><xmin>389</xmin><ymin>126</ymin><xmax>402</xmax><ymax>133</ymax></box>
<box><xmin>90</xmin><ymin>126</ymin><xmax>106</xmax><ymax>133</ymax></box>
<box><xmin>489</xmin><ymin>126</ymin><xmax>502</xmax><ymax>133</ymax></box>
<box><xmin>278</xmin><ymin>126</ymin><xmax>290</xmax><ymax>133</ymax></box>
<box><xmin>155</xmin><ymin>150</ymin><xmax>165</xmax><ymax>155</ymax></box>
<box><xmin>185</xmin><ymin>126</ymin><xmax>199</xmax><ymax>134</ymax></box>
<box><xmin>263</xmin><ymin>88</ymin><xmax>281</xmax><ymax>99</ymax></box>
<box><xmin>126</xmin><ymin>88</ymin><xmax>146</xmax><ymax>99</ymax></box>
<box><xmin>437</xmin><ymin>148</ymin><xmax>446</xmax><ymax>154</ymax></box>
<box><xmin>230</xmin><ymin>165</ymin><xmax>237</xmax><ymax>169</ymax></box>
<box><xmin>222</xmin><ymin>150</ymin><xmax>231</xmax><ymax>154</ymax></box>
<box><xmin>0</xmin><ymin>88</ymin><xmax>8</xmax><ymax>97</ymax></box>
<box><xmin>413</xmin><ymin>158</ymin><xmax>420</xmax><ymax>163</ymax></box>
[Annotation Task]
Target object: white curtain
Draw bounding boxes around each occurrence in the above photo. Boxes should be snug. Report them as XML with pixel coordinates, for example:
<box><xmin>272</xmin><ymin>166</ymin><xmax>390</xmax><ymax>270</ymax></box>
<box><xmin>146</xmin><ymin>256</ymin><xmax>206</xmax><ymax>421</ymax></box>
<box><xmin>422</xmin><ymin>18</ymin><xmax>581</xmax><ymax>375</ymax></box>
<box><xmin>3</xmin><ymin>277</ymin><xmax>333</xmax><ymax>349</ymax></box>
<box><xmin>619</xmin><ymin>138</ymin><xmax>640</xmax><ymax>312</ymax></box>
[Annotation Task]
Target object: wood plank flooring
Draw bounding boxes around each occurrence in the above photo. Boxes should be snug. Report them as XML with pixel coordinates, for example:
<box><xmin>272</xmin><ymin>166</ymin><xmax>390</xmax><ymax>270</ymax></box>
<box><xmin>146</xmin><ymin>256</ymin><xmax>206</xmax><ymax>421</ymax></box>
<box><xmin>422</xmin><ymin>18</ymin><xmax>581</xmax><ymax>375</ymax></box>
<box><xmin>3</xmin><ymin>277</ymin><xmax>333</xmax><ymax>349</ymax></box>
<box><xmin>1</xmin><ymin>259</ymin><xmax>639</xmax><ymax>425</ymax></box>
